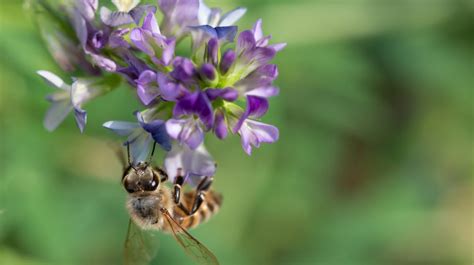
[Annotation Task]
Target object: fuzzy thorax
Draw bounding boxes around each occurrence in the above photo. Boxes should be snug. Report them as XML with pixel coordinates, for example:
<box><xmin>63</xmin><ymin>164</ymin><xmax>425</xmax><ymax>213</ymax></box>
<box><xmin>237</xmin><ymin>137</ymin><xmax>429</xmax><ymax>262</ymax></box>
<box><xmin>126</xmin><ymin>188</ymin><xmax>173</xmax><ymax>230</ymax></box>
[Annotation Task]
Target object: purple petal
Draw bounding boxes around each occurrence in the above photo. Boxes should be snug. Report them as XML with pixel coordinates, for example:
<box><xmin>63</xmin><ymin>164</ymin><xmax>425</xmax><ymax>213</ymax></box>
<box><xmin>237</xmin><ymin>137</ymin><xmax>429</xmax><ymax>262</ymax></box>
<box><xmin>199</xmin><ymin>63</ymin><xmax>216</xmax><ymax>81</ymax></box>
<box><xmin>189</xmin><ymin>25</ymin><xmax>217</xmax><ymax>39</ymax></box>
<box><xmin>219</xmin><ymin>7</ymin><xmax>247</xmax><ymax>27</ymax></box>
<box><xmin>183</xmin><ymin>123</ymin><xmax>204</xmax><ymax>149</ymax></box>
<box><xmin>248</xmin><ymin>47</ymin><xmax>276</xmax><ymax>66</ymax></box>
<box><xmin>232</xmin><ymin>96</ymin><xmax>269</xmax><ymax>133</ymax></box>
<box><xmin>190</xmin><ymin>25</ymin><xmax>237</xmax><ymax>42</ymax></box>
<box><xmin>245</xmin><ymin>86</ymin><xmax>280</xmax><ymax>98</ymax></box>
<box><xmin>213</xmin><ymin>109</ymin><xmax>228</xmax><ymax>139</ymax></box>
<box><xmin>269</xmin><ymin>43</ymin><xmax>287</xmax><ymax>52</ymax></box>
<box><xmin>137</xmin><ymin>70</ymin><xmax>156</xmax><ymax>83</ymax></box>
<box><xmin>252</xmin><ymin>19</ymin><xmax>264</xmax><ymax>41</ymax></box>
<box><xmin>236</xmin><ymin>30</ymin><xmax>256</xmax><ymax>54</ymax></box>
<box><xmin>256</xmin><ymin>35</ymin><xmax>271</xmax><ymax>47</ymax></box>
<box><xmin>161</xmin><ymin>38</ymin><xmax>176</xmax><ymax>66</ymax></box>
<box><xmin>215</xmin><ymin>26</ymin><xmax>237</xmax><ymax>42</ymax></box>
<box><xmin>158</xmin><ymin>0</ymin><xmax>199</xmax><ymax>38</ymax></box>
<box><xmin>109</xmin><ymin>29</ymin><xmax>131</xmax><ymax>49</ymax></box>
<box><xmin>236</xmin><ymin>64</ymin><xmax>278</xmax><ymax>89</ymax></box>
<box><xmin>246</xmin><ymin>96</ymin><xmax>269</xmax><ymax>118</ymax></box>
<box><xmin>239</xmin><ymin>119</ymin><xmax>279</xmax><ymax>155</ymax></box>
<box><xmin>44</xmin><ymin>100</ymin><xmax>73</xmax><ymax>132</ymax></box>
<box><xmin>173</xmin><ymin>91</ymin><xmax>213</xmax><ymax>129</ymax></box>
<box><xmin>166</xmin><ymin>118</ymin><xmax>204</xmax><ymax>149</ymax></box>
<box><xmin>219</xmin><ymin>49</ymin><xmax>235</xmax><ymax>74</ymax></box>
<box><xmin>129</xmin><ymin>5</ymin><xmax>158</xmax><ymax>24</ymax></box>
<box><xmin>207</xmin><ymin>38</ymin><xmax>219</xmax><ymax>65</ymax></box>
<box><xmin>139</xmin><ymin>118</ymin><xmax>172</xmax><ymax>151</ymax></box>
<box><xmin>76</xmin><ymin>0</ymin><xmax>98</xmax><ymax>21</ymax></box>
<box><xmin>142</xmin><ymin>11</ymin><xmax>161</xmax><ymax>34</ymax></box>
<box><xmin>74</xmin><ymin>107</ymin><xmax>87</xmax><ymax>133</ymax></box>
<box><xmin>92</xmin><ymin>31</ymin><xmax>106</xmax><ymax>49</ymax></box>
<box><xmin>136</xmin><ymin>70</ymin><xmax>160</xmax><ymax>105</ymax></box>
<box><xmin>100</xmin><ymin>7</ymin><xmax>134</xmax><ymax>26</ymax></box>
<box><xmin>156</xmin><ymin>72</ymin><xmax>185</xmax><ymax>101</ymax></box>
<box><xmin>116</xmin><ymin>51</ymin><xmax>150</xmax><ymax>84</ymax></box>
<box><xmin>170</xmin><ymin>57</ymin><xmax>197</xmax><ymax>83</ymax></box>
<box><xmin>130</xmin><ymin>28</ymin><xmax>154</xmax><ymax>56</ymax></box>
<box><xmin>205</xmin><ymin>87</ymin><xmax>238</xmax><ymax>101</ymax></box>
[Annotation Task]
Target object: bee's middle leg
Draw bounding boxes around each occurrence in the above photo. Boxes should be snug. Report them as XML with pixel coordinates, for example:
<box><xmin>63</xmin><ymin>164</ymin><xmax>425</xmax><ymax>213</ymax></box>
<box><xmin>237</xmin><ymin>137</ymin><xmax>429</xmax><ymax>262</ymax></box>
<box><xmin>172</xmin><ymin>168</ymin><xmax>191</xmax><ymax>215</ymax></box>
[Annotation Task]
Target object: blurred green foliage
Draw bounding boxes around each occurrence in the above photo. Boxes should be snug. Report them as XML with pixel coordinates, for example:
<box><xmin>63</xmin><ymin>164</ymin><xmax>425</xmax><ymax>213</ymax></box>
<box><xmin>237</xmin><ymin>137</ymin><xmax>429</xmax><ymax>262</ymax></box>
<box><xmin>0</xmin><ymin>0</ymin><xmax>473</xmax><ymax>265</ymax></box>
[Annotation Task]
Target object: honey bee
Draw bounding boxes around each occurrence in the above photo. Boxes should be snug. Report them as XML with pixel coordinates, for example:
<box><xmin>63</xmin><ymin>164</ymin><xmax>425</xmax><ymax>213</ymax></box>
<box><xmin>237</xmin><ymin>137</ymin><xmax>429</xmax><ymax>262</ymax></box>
<box><xmin>118</xmin><ymin>143</ymin><xmax>223</xmax><ymax>265</ymax></box>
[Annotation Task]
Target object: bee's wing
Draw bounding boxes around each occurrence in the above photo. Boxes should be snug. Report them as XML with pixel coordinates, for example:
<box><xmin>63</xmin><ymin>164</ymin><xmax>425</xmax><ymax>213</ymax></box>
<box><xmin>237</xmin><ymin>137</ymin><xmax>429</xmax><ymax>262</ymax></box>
<box><xmin>107</xmin><ymin>141</ymin><xmax>128</xmax><ymax>170</ymax></box>
<box><xmin>161</xmin><ymin>209</ymin><xmax>220</xmax><ymax>265</ymax></box>
<box><xmin>124</xmin><ymin>219</ymin><xmax>160</xmax><ymax>265</ymax></box>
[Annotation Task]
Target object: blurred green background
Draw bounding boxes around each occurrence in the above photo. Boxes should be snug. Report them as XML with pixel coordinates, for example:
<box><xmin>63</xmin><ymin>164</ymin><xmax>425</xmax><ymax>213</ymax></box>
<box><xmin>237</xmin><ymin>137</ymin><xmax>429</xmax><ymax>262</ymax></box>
<box><xmin>0</xmin><ymin>0</ymin><xmax>473</xmax><ymax>264</ymax></box>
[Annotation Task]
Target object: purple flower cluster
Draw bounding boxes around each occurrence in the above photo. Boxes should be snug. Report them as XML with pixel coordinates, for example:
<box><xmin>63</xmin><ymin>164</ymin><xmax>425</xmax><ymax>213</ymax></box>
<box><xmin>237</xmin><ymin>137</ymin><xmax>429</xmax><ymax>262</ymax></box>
<box><xmin>36</xmin><ymin>0</ymin><xmax>285</xmax><ymax>185</ymax></box>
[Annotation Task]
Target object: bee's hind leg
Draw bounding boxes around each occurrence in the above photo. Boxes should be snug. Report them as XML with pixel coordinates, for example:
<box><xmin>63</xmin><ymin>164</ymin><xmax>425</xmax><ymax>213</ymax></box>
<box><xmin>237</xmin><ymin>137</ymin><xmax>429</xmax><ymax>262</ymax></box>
<box><xmin>190</xmin><ymin>176</ymin><xmax>213</xmax><ymax>214</ymax></box>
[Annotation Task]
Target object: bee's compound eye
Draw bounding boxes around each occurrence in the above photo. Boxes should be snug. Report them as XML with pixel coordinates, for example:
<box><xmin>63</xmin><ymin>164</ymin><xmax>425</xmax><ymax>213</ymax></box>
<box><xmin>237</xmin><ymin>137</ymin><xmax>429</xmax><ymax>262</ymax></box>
<box><xmin>123</xmin><ymin>178</ymin><xmax>137</xmax><ymax>193</ymax></box>
<box><xmin>144</xmin><ymin>174</ymin><xmax>159</xmax><ymax>191</ymax></box>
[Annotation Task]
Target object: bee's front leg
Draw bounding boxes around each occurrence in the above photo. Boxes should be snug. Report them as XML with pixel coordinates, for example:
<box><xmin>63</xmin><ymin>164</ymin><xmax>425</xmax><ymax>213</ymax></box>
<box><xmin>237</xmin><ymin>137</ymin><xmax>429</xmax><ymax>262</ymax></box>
<box><xmin>153</xmin><ymin>167</ymin><xmax>168</xmax><ymax>183</ymax></box>
<box><xmin>173</xmin><ymin>169</ymin><xmax>185</xmax><ymax>204</ymax></box>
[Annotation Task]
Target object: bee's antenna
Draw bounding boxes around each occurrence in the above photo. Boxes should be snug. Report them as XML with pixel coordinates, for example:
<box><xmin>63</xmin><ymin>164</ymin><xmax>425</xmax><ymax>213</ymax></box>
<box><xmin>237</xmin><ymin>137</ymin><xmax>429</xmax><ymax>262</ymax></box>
<box><xmin>148</xmin><ymin>141</ymin><xmax>157</xmax><ymax>164</ymax></box>
<box><xmin>126</xmin><ymin>142</ymin><xmax>132</xmax><ymax>166</ymax></box>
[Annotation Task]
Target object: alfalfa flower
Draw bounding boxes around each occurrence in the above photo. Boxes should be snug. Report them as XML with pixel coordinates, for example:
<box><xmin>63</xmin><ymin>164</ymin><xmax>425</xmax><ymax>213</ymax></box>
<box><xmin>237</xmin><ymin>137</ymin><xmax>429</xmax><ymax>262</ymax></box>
<box><xmin>103</xmin><ymin>111</ymin><xmax>172</xmax><ymax>164</ymax></box>
<box><xmin>36</xmin><ymin>0</ymin><xmax>286</xmax><ymax>188</ymax></box>
<box><xmin>37</xmin><ymin>70</ymin><xmax>117</xmax><ymax>132</ymax></box>
<box><xmin>166</xmin><ymin>91</ymin><xmax>213</xmax><ymax>149</ymax></box>
<box><xmin>130</xmin><ymin>11</ymin><xmax>176</xmax><ymax>67</ymax></box>
<box><xmin>164</xmin><ymin>142</ymin><xmax>216</xmax><ymax>186</ymax></box>
<box><xmin>100</xmin><ymin>0</ymin><xmax>156</xmax><ymax>27</ymax></box>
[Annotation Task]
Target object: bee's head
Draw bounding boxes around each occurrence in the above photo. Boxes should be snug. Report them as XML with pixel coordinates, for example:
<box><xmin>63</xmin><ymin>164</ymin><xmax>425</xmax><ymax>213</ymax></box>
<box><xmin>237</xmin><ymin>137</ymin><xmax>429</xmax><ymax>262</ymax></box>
<box><xmin>122</xmin><ymin>162</ymin><xmax>159</xmax><ymax>193</ymax></box>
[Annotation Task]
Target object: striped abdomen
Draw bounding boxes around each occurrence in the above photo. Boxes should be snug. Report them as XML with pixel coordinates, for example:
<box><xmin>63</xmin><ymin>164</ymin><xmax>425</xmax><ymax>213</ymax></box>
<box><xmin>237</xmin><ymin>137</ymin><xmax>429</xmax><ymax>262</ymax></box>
<box><xmin>170</xmin><ymin>190</ymin><xmax>223</xmax><ymax>230</ymax></box>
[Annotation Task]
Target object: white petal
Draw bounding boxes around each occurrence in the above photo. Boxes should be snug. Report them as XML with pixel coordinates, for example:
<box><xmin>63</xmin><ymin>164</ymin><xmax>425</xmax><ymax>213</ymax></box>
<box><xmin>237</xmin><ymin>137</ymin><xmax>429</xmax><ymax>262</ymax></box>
<box><xmin>219</xmin><ymin>7</ymin><xmax>246</xmax><ymax>27</ymax></box>
<box><xmin>198</xmin><ymin>0</ymin><xmax>211</xmax><ymax>25</ymax></box>
<box><xmin>103</xmin><ymin>121</ymin><xmax>140</xmax><ymax>136</ymax></box>
<box><xmin>37</xmin><ymin>70</ymin><xmax>69</xmax><ymax>90</ymax></box>
<box><xmin>112</xmin><ymin>0</ymin><xmax>140</xmax><ymax>12</ymax></box>
<box><xmin>246</xmin><ymin>120</ymin><xmax>279</xmax><ymax>143</ymax></box>
<box><xmin>166</xmin><ymin>119</ymin><xmax>186</xmax><ymax>139</ymax></box>
<box><xmin>71</xmin><ymin>78</ymin><xmax>107</xmax><ymax>107</ymax></box>
<box><xmin>164</xmin><ymin>142</ymin><xmax>216</xmax><ymax>185</ymax></box>
<box><xmin>245</xmin><ymin>86</ymin><xmax>280</xmax><ymax>98</ymax></box>
<box><xmin>164</xmin><ymin>143</ymin><xmax>185</xmax><ymax>183</ymax></box>
<box><xmin>184</xmin><ymin>143</ymin><xmax>216</xmax><ymax>176</ymax></box>
<box><xmin>44</xmin><ymin>100</ymin><xmax>73</xmax><ymax>131</ymax></box>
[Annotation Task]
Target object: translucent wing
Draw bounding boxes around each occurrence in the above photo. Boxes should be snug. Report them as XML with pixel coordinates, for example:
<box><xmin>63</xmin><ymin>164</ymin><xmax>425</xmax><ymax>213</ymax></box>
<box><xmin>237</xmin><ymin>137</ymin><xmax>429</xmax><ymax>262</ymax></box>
<box><xmin>123</xmin><ymin>219</ymin><xmax>160</xmax><ymax>265</ymax></box>
<box><xmin>161</xmin><ymin>209</ymin><xmax>219</xmax><ymax>265</ymax></box>
<box><xmin>107</xmin><ymin>141</ymin><xmax>128</xmax><ymax>170</ymax></box>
